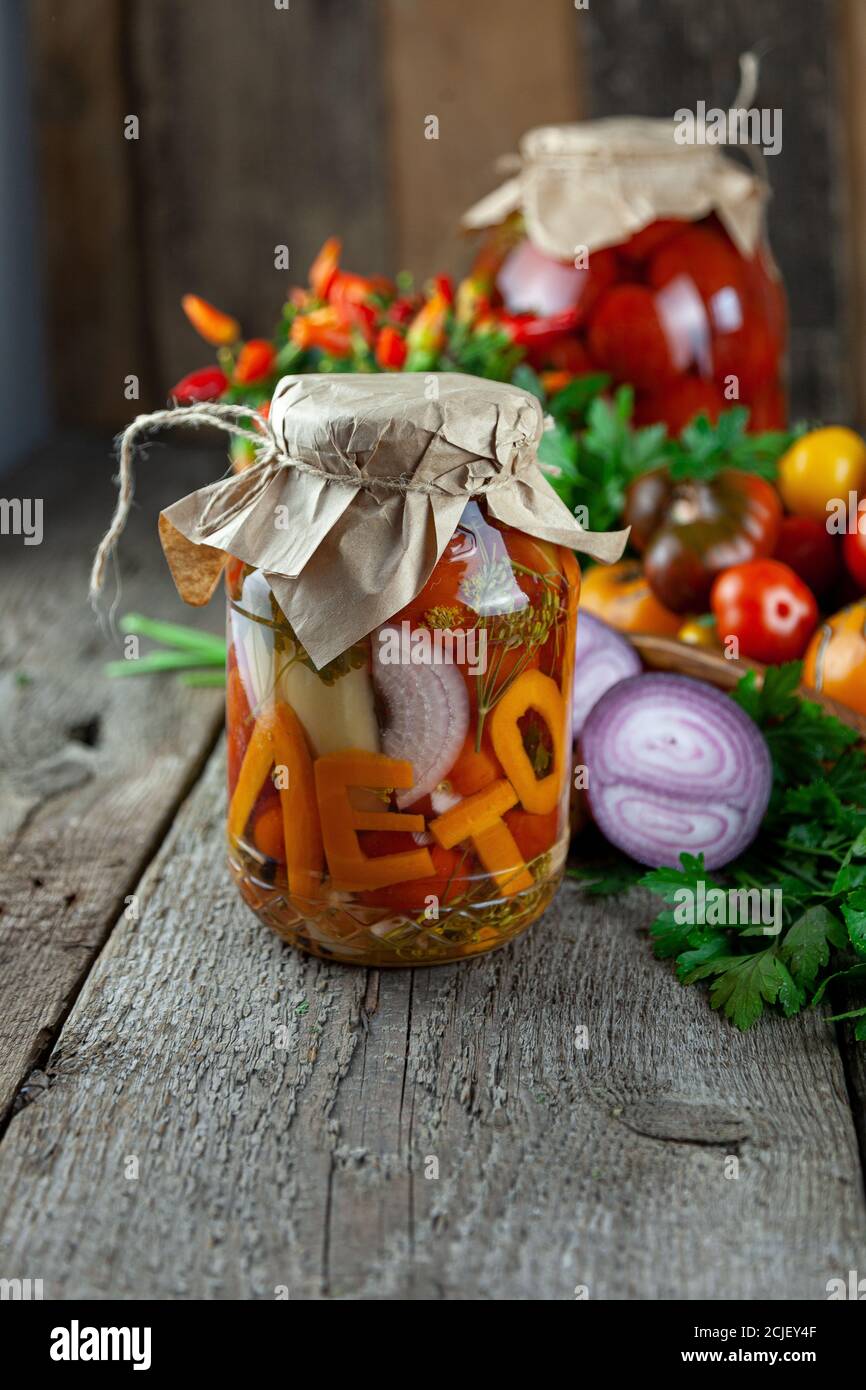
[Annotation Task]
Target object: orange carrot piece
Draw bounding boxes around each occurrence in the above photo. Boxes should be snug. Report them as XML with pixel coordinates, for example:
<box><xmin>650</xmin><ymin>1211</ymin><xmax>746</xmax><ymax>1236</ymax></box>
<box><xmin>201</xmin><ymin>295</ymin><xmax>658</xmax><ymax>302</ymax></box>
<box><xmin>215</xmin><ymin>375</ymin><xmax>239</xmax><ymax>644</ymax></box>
<box><xmin>272</xmin><ymin>704</ymin><xmax>324</xmax><ymax>900</ymax></box>
<box><xmin>314</xmin><ymin>750</ymin><xmax>435</xmax><ymax>892</ymax></box>
<box><xmin>472</xmin><ymin>820</ymin><xmax>534</xmax><ymax>897</ymax></box>
<box><xmin>430</xmin><ymin>779</ymin><xmax>534</xmax><ymax>896</ymax></box>
<box><xmin>227</xmin><ymin>712</ymin><xmax>281</xmax><ymax>841</ymax></box>
<box><xmin>429</xmin><ymin>778</ymin><xmax>518</xmax><ymax>850</ymax></box>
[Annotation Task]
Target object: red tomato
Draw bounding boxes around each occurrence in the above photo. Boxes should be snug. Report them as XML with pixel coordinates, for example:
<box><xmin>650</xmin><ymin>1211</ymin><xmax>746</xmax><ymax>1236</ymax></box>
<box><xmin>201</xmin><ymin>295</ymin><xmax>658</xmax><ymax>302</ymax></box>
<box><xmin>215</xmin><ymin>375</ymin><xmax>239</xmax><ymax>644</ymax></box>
<box><xmin>712</xmin><ymin>317</ymin><xmax>779</xmax><ymax>397</ymax></box>
<box><xmin>634</xmin><ymin>377</ymin><xmax>723</xmax><ymax>433</ymax></box>
<box><xmin>649</xmin><ymin>225</ymin><xmax>747</xmax><ymax>303</ymax></box>
<box><xmin>620</xmin><ymin>219</ymin><xmax>685</xmax><ymax>263</ymax></box>
<box><xmin>711</xmin><ymin>559</ymin><xmax>820</xmax><ymax>663</ymax></box>
<box><xmin>747</xmin><ymin>383</ymin><xmax>787</xmax><ymax>432</ymax></box>
<box><xmin>588</xmin><ymin>285</ymin><xmax>677</xmax><ymax>390</ymax></box>
<box><xmin>536</xmin><ymin>336</ymin><xmax>595</xmax><ymax>373</ymax></box>
<box><xmin>843</xmin><ymin>514</ymin><xmax>866</xmax><ymax>591</ymax></box>
<box><xmin>774</xmin><ymin>516</ymin><xmax>841</xmax><ymax>596</ymax></box>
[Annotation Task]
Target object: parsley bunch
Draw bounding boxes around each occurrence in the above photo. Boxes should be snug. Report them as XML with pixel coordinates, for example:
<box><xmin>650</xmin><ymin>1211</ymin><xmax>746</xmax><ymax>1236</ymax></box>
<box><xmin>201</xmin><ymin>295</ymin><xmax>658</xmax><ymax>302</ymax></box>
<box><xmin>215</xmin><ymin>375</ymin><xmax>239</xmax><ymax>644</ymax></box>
<box><xmin>572</xmin><ymin>664</ymin><xmax>866</xmax><ymax>1037</ymax></box>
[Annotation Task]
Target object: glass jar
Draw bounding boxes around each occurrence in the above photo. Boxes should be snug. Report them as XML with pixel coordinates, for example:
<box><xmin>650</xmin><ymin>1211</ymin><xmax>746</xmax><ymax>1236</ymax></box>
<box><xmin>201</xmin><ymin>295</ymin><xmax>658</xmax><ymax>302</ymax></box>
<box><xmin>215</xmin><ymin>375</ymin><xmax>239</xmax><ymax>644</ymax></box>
<box><xmin>225</xmin><ymin>503</ymin><xmax>579</xmax><ymax>966</ymax></box>
<box><xmin>463</xmin><ymin>123</ymin><xmax>788</xmax><ymax>434</ymax></box>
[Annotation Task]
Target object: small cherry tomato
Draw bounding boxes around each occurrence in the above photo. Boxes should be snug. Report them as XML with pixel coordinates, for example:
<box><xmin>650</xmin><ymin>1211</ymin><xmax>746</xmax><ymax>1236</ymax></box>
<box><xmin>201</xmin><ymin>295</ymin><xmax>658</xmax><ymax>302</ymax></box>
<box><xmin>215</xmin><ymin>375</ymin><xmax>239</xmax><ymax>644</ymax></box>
<box><xmin>580</xmin><ymin>559</ymin><xmax>681</xmax><ymax>636</ymax></box>
<box><xmin>677</xmin><ymin>616</ymin><xmax>720</xmax><ymax>649</ymax></box>
<box><xmin>843</xmin><ymin>512</ymin><xmax>866</xmax><ymax>591</ymax></box>
<box><xmin>711</xmin><ymin>559</ymin><xmax>819</xmax><ymax>664</ymax></box>
<box><xmin>774</xmin><ymin>515</ymin><xmax>841</xmax><ymax>596</ymax></box>
<box><xmin>777</xmin><ymin>427</ymin><xmax>866</xmax><ymax>524</ymax></box>
<box><xmin>802</xmin><ymin>600</ymin><xmax>866</xmax><ymax>715</ymax></box>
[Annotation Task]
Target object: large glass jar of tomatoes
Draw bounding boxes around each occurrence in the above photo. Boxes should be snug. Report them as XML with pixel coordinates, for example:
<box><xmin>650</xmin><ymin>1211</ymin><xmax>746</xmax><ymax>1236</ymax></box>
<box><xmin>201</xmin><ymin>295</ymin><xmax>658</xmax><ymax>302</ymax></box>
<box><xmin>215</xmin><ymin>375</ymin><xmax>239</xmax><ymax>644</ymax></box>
<box><xmin>461</xmin><ymin>121</ymin><xmax>787</xmax><ymax>434</ymax></box>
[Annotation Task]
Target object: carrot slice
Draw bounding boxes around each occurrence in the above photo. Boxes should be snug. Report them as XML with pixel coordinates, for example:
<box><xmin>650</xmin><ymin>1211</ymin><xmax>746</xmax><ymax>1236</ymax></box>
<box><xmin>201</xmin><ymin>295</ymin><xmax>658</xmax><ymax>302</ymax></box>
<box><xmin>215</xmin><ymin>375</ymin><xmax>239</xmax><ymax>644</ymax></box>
<box><xmin>272</xmin><ymin>704</ymin><xmax>324</xmax><ymax>900</ymax></box>
<box><xmin>472</xmin><ymin>821</ymin><xmax>534</xmax><ymax>896</ymax></box>
<box><xmin>429</xmin><ymin>779</ymin><xmax>518</xmax><ymax>849</ymax></box>
<box><xmin>430</xmin><ymin>779</ymin><xmax>533</xmax><ymax>898</ymax></box>
<box><xmin>228</xmin><ymin>713</ymin><xmax>281</xmax><ymax>841</ymax></box>
<box><xmin>228</xmin><ymin>705</ymin><xmax>324</xmax><ymax>900</ymax></box>
<box><xmin>490</xmin><ymin>669</ymin><xmax>566</xmax><ymax>815</ymax></box>
<box><xmin>314</xmin><ymin>750</ymin><xmax>435</xmax><ymax>892</ymax></box>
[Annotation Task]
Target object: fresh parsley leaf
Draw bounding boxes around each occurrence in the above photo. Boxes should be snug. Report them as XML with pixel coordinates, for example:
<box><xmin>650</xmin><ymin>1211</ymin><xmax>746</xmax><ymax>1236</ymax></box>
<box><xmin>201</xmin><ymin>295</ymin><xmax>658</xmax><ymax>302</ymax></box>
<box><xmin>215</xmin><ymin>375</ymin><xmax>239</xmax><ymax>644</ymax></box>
<box><xmin>779</xmin><ymin>906</ymin><xmax>846</xmax><ymax>989</ymax></box>
<box><xmin>842</xmin><ymin>890</ymin><xmax>866</xmax><ymax>959</ymax></box>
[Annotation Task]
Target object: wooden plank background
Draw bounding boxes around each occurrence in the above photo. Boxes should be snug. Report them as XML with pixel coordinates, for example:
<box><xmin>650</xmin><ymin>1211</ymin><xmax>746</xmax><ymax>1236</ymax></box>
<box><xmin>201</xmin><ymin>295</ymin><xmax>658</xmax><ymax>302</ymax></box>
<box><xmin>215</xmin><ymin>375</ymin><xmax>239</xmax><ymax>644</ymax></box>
<box><xmin>26</xmin><ymin>0</ymin><xmax>862</xmax><ymax>430</ymax></box>
<box><xmin>2</xmin><ymin>738</ymin><xmax>865</xmax><ymax>1299</ymax></box>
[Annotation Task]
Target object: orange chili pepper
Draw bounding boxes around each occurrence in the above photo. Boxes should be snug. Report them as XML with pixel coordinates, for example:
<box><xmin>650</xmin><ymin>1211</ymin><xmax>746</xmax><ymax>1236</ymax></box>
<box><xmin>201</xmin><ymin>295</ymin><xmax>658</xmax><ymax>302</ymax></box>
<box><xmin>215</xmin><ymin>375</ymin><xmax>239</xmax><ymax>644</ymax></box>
<box><xmin>181</xmin><ymin>294</ymin><xmax>240</xmax><ymax>346</ymax></box>
<box><xmin>234</xmin><ymin>338</ymin><xmax>276</xmax><ymax>385</ymax></box>
<box><xmin>290</xmin><ymin>308</ymin><xmax>353</xmax><ymax>358</ymax></box>
<box><xmin>405</xmin><ymin>287</ymin><xmax>450</xmax><ymax>367</ymax></box>
<box><xmin>309</xmin><ymin>236</ymin><xmax>341</xmax><ymax>298</ymax></box>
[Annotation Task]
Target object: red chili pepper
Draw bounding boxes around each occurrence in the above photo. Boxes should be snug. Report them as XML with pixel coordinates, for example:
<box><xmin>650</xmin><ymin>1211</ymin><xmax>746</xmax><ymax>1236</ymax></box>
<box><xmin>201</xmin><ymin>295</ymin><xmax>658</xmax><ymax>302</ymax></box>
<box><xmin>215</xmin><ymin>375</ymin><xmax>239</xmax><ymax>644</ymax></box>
<box><xmin>433</xmin><ymin>274</ymin><xmax>454</xmax><ymax>306</ymax></box>
<box><xmin>387</xmin><ymin>296</ymin><xmax>419</xmax><ymax>325</ymax></box>
<box><xmin>234</xmin><ymin>339</ymin><xmax>276</xmax><ymax>385</ymax></box>
<box><xmin>496</xmin><ymin>308</ymin><xmax>583</xmax><ymax>349</ymax></box>
<box><xmin>375</xmin><ymin>325</ymin><xmax>407</xmax><ymax>370</ymax></box>
<box><xmin>308</xmin><ymin>237</ymin><xmax>341</xmax><ymax>298</ymax></box>
<box><xmin>170</xmin><ymin>365</ymin><xmax>228</xmax><ymax>404</ymax></box>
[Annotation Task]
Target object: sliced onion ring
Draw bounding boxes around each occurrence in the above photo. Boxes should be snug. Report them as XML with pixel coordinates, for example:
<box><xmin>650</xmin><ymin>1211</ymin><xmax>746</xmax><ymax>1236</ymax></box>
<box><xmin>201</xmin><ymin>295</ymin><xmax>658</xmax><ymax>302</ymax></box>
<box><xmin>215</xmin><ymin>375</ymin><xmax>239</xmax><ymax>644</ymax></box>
<box><xmin>572</xmin><ymin>610</ymin><xmax>642</xmax><ymax>738</ymax></box>
<box><xmin>579</xmin><ymin>672</ymin><xmax>772</xmax><ymax>870</ymax></box>
<box><xmin>373</xmin><ymin>628</ymin><xmax>470</xmax><ymax>809</ymax></box>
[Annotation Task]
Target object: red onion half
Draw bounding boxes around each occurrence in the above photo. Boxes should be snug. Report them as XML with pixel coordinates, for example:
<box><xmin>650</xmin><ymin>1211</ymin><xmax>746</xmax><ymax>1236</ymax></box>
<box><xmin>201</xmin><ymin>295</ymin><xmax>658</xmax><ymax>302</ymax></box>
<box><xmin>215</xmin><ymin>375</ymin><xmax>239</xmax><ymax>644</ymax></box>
<box><xmin>572</xmin><ymin>610</ymin><xmax>642</xmax><ymax>738</ymax></box>
<box><xmin>373</xmin><ymin>628</ymin><xmax>470</xmax><ymax>808</ymax></box>
<box><xmin>580</xmin><ymin>673</ymin><xmax>772</xmax><ymax>870</ymax></box>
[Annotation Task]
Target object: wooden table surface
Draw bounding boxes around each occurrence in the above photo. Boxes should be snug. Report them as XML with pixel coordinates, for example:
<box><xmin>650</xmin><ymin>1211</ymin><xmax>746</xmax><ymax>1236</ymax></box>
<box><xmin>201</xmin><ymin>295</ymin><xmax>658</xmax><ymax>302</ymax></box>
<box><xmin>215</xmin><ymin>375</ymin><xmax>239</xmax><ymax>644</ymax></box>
<box><xmin>1</xmin><ymin>441</ymin><xmax>865</xmax><ymax>1301</ymax></box>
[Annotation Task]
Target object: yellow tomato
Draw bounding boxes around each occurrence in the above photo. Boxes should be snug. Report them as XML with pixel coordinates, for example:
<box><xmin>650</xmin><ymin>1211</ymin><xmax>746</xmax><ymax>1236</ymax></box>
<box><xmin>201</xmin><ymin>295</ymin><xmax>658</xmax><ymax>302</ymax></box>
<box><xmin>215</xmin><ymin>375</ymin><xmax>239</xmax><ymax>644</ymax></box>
<box><xmin>802</xmin><ymin>600</ymin><xmax>866</xmax><ymax>717</ymax></box>
<box><xmin>777</xmin><ymin>427</ymin><xmax>866</xmax><ymax>524</ymax></box>
<box><xmin>677</xmin><ymin>617</ymin><xmax>720</xmax><ymax>649</ymax></box>
<box><xmin>580</xmin><ymin>560</ymin><xmax>681</xmax><ymax>637</ymax></box>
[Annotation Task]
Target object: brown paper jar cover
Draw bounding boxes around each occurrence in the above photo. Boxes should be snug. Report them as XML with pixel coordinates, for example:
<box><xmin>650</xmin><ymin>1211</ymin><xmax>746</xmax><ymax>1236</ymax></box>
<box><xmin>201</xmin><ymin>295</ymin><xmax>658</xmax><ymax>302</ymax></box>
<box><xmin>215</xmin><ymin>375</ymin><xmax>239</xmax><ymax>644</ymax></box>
<box><xmin>160</xmin><ymin>372</ymin><xmax>628</xmax><ymax>669</ymax></box>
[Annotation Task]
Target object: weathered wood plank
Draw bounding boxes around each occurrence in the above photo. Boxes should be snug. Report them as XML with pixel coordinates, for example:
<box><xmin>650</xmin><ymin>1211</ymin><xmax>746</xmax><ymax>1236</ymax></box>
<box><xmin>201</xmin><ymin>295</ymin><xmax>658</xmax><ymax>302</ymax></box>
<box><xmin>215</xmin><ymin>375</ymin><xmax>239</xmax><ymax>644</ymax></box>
<box><xmin>381</xmin><ymin>0</ymin><xmax>584</xmax><ymax>281</ymax></box>
<box><xmin>1</xmin><ymin>744</ymin><xmax>863</xmax><ymax>1299</ymax></box>
<box><xmin>130</xmin><ymin>0</ymin><xmax>392</xmax><ymax>399</ymax></box>
<box><xmin>0</xmin><ymin>440</ymin><xmax>226</xmax><ymax>1123</ymax></box>
<box><xmin>582</xmin><ymin>0</ymin><xmax>852</xmax><ymax>422</ymax></box>
<box><xmin>28</xmin><ymin>0</ymin><xmax>149</xmax><ymax>428</ymax></box>
<box><xmin>839</xmin><ymin>0</ymin><xmax>866</xmax><ymax>431</ymax></box>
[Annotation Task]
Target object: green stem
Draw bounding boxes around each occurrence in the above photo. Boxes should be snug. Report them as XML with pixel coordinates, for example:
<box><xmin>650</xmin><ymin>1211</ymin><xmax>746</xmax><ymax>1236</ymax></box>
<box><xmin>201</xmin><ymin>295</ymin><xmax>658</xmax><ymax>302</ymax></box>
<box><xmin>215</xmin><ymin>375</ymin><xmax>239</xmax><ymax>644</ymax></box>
<box><xmin>120</xmin><ymin>613</ymin><xmax>226</xmax><ymax>657</ymax></box>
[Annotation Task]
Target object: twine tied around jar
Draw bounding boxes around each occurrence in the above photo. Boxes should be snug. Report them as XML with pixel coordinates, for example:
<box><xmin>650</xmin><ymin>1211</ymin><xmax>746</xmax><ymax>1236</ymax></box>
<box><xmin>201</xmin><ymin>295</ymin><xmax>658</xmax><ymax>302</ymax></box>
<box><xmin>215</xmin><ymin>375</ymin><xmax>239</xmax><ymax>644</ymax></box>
<box><xmin>88</xmin><ymin>398</ymin><xmax>537</xmax><ymax>608</ymax></box>
<box><xmin>89</xmin><ymin>374</ymin><xmax>628</xmax><ymax>669</ymax></box>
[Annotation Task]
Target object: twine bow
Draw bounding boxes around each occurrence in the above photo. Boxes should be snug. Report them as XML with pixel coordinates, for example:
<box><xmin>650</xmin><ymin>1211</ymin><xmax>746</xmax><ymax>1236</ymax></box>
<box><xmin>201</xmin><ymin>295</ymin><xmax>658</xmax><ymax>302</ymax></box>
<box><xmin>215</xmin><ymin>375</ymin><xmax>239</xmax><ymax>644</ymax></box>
<box><xmin>89</xmin><ymin>399</ymin><xmax>536</xmax><ymax>606</ymax></box>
